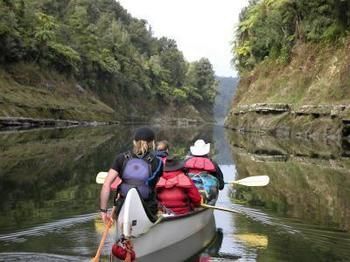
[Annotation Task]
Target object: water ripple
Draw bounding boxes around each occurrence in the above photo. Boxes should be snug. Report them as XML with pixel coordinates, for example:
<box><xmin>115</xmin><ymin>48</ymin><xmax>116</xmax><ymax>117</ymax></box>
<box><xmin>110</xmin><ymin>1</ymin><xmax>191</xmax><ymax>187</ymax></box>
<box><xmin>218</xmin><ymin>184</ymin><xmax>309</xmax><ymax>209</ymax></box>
<box><xmin>0</xmin><ymin>252</ymin><xmax>88</xmax><ymax>262</ymax></box>
<box><xmin>0</xmin><ymin>213</ymin><xmax>96</xmax><ymax>242</ymax></box>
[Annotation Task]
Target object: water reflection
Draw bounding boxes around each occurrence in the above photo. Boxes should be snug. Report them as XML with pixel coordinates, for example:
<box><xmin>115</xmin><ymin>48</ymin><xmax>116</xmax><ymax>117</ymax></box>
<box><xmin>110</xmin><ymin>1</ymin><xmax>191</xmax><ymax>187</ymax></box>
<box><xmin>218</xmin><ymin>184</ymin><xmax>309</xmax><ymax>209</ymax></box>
<box><xmin>0</xmin><ymin>126</ymin><xmax>120</xmax><ymax>232</ymax></box>
<box><xmin>0</xmin><ymin>124</ymin><xmax>215</xmax><ymax>260</ymax></box>
<box><xmin>228</xmin><ymin>206</ymin><xmax>350</xmax><ymax>262</ymax></box>
<box><xmin>1</xmin><ymin>125</ymin><xmax>350</xmax><ymax>261</ymax></box>
<box><xmin>226</xmin><ymin>131</ymin><xmax>350</xmax><ymax>261</ymax></box>
<box><xmin>227</xmin><ymin>132</ymin><xmax>350</xmax><ymax>230</ymax></box>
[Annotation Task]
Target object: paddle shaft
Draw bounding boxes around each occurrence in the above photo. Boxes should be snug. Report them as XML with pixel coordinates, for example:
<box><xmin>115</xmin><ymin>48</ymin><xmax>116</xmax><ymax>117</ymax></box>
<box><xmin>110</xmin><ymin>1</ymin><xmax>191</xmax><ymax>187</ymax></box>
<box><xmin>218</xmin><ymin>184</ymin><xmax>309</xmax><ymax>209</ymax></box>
<box><xmin>201</xmin><ymin>203</ymin><xmax>240</xmax><ymax>214</ymax></box>
<box><xmin>92</xmin><ymin>206</ymin><xmax>116</xmax><ymax>262</ymax></box>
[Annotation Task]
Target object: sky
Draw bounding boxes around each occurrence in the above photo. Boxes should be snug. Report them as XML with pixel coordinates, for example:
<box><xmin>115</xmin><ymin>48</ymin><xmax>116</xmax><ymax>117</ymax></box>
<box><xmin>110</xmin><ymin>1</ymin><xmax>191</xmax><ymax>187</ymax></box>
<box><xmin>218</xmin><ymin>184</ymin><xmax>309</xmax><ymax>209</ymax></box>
<box><xmin>117</xmin><ymin>0</ymin><xmax>249</xmax><ymax>77</ymax></box>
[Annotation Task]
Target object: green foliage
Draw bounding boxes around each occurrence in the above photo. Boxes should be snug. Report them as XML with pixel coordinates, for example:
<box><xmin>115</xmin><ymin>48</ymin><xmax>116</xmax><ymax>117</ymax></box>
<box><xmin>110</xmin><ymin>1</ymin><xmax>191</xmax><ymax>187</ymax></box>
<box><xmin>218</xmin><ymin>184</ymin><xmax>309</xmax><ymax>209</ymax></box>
<box><xmin>34</xmin><ymin>12</ymin><xmax>56</xmax><ymax>43</ymax></box>
<box><xmin>184</xmin><ymin>58</ymin><xmax>218</xmax><ymax>103</ymax></box>
<box><xmin>0</xmin><ymin>0</ymin><xmax>217</xmax><ymax>112</ymax></box>
<box><xmin>47</xmin><ymin>42</ymin><xmax>81</xmax><ymax>72</ymax></box>
<box><xmin>234</xmin><ymin>0</ymin><xmax>350</xmax><ymax>72</ymax></box>
<box><xmin>0</xmin><ymin>3</ymin><xmax>18</xmax><ymax>35</ymax></box>
<box><xmin>157</xmin><ymin>37</ymin><xmax>188</xmax><ymax>88</ymax></box>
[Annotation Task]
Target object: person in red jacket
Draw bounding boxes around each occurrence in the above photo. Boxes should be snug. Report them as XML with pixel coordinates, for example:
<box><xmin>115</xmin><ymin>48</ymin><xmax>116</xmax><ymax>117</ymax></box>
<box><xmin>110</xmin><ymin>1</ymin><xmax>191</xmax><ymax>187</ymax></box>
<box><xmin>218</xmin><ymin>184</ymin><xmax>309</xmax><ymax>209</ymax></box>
<box><xmin>156</xmin><ymin>156</ymin><xmax>202</xmax><ymax>215</ymax></box>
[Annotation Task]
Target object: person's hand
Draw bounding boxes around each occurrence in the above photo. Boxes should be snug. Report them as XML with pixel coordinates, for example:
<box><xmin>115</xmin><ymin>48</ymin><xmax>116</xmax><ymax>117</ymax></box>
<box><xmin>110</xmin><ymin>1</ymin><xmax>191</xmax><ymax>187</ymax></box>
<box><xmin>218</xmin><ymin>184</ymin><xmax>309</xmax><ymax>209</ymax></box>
<box><xmin>100</xmin><ymin>211</ymin><xmax>113</xmax><ymax>225</ymax></box>
<box><xmin>200</xmin><ymin>195</ymin><xmax>204</xmax><ymax>205</ymax></box>
<box><xmin>199</xmin><ymin>190</ymin><xmax>207</xmax><ymax>204</ymax></box>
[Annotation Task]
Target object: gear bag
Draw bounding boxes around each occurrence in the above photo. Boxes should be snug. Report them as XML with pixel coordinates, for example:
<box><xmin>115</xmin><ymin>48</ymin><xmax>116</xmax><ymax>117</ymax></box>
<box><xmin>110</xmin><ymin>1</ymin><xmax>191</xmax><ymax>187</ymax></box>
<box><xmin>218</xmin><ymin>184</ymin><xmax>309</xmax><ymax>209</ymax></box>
<box><xmin>188</xmin><ymin>172</ymin><xmax>218</xmax><ymax>203</ymax></box>
<box><xmin>184</xmin><ymin>156</ymin><xmax>218</xmax><ymax>202</ymax></box>
<box><xmin>119</xmin><ymin>152</ymin><xmax>161</xmax><ymax>199</ymax></box>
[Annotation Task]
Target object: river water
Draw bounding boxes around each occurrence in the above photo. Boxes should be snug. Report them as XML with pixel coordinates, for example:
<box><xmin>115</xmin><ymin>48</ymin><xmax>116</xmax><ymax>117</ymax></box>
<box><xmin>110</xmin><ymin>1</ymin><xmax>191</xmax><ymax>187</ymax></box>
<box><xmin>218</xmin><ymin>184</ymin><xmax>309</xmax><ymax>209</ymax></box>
<box><xmin>0</xmin><ymin>124</ymin><xmax>349</xmax><ymax>261</ymax></box>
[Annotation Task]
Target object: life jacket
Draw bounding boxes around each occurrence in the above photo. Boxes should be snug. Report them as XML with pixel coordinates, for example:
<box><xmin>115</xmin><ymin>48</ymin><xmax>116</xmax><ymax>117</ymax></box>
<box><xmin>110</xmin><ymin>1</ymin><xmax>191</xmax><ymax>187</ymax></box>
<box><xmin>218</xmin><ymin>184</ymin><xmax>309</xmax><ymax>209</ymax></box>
<box><xmin>184</xmin><ymin>157</ymin><xmax>218</xmax><ymax>202</ymax></box>
<box><xmin>184</xmin><ymin>157</ymin><xmax>216</xmax><ymax>174</ymax></box>
<box><xmin>156</xmin><ymin>170</ymin><xmax>194</xmax><ymax>214</ymax></box>
<box><xmin>119</xmin><ymin>152</ymin><xmax>161</xmax><ymax>199</ymax></box>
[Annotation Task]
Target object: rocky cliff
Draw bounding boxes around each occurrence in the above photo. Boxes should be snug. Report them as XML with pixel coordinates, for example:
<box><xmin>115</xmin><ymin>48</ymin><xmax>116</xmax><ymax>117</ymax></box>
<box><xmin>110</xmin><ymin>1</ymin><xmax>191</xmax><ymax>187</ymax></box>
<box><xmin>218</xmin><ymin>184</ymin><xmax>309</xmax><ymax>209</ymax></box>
<box><xmin>225</xmin><ymin>41</ymin><xmax>350</xmax><ymax>140</ymax></box>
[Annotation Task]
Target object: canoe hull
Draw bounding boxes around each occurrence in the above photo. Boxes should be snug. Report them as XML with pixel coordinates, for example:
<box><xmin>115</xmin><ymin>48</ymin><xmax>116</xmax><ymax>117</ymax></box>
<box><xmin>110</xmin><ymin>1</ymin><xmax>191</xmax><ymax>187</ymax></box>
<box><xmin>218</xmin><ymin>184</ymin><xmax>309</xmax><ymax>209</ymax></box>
<box><xmin>113</xmin><ymin>188</ymin><xmax>216</xmax><ymax>260</ymax></box>
<box><xmin>130</xmin><ymin>208</ymin><xmax>214</xmax><ymax>258</ymax></box>
<box><xmin>139</xmin><ymin>214</ymin><xmax>216</xmax><ymax>262</ymax></box>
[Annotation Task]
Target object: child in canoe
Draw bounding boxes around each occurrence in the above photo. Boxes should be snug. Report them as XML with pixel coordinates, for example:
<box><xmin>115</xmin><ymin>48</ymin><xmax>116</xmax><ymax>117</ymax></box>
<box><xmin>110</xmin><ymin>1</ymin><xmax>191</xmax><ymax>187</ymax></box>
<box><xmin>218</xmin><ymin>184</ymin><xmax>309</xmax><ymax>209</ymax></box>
<box><xmin>155</xmin><ymin>140</ymin><xmax>169</xmax><ymax>163</ymax></box>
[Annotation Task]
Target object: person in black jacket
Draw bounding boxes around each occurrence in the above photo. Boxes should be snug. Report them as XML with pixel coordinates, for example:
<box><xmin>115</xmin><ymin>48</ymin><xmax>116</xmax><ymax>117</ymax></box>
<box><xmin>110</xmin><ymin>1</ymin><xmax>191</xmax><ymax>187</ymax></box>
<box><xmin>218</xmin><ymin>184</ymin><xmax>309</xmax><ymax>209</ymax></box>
<box><xmin>99</xmin><ymin>127</ymin><xmax>163</xmax><ymax>224</ymax></box>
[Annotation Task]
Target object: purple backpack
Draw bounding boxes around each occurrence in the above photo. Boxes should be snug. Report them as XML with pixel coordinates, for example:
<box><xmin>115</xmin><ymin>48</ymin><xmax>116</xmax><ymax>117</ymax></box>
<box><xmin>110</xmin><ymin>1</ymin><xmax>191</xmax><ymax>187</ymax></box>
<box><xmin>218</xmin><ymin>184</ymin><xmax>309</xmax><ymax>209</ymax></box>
<box><xmin>119</xmin><ymin>153</ymin><xmax>153</xmax><ymax>199</ymax></box>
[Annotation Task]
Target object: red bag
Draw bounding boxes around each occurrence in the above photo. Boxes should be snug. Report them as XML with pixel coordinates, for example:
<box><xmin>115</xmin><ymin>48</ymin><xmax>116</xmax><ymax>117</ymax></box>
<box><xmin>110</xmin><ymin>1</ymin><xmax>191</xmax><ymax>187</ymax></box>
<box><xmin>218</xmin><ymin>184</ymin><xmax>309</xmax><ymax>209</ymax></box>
<box><xmin>111</xmin><ymin>239</ymin><xmax>135</xmax><ymax>261</ymax></box>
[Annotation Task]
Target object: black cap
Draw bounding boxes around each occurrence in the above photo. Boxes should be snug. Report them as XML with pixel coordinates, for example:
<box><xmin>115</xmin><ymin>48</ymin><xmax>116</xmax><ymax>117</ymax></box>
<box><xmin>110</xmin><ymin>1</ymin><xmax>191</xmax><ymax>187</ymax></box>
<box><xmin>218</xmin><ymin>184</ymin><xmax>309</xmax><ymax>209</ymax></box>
<box><xmin>134</xmin><ymin>127</ymin><xmax>155</xmax><ymax>142</ymax></box>
<box><xmin>164</xmin><ymin>156</ymin><xmax>184</xmax><ymax>172</ymax></box>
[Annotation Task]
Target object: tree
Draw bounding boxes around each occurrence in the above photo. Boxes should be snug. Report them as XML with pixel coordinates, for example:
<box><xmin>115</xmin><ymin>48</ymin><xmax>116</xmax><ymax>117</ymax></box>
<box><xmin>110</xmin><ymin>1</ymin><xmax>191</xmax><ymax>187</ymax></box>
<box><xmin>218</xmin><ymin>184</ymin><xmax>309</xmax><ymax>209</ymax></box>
<box><xmin>185</xmin><ymin>58</ymin><xmax>217</xmax><ymax>104</ymax></box>
<box><xmin>233</xmin><ymin>0</ymin><xmax>350</xmax><ymax>72</ymax></box>
<box><xmin>0</xmin><ymin>0</ymin><xmax>218</xmax><ymax>116</ymax></box>
<box><xmin>157</xmin><ymin>37</ymin><xmax>187</xmax><ymax>88</ymax></box>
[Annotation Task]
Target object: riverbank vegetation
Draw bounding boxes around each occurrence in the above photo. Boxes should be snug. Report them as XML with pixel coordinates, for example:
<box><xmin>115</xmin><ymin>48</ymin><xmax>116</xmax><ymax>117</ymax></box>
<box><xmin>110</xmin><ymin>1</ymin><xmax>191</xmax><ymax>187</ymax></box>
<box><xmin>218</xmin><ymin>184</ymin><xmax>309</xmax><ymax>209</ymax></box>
<box><xmin>0</xmin><ymin>0</ymin><xmax>217</xmax><ymax>122</ymax></box>
<box><xmin>227</xmin><ymin>0</ymin><xmax>350</xmax><ymax>136</ymax></box>
<box><xmin>231</xmin><ymin>0</ymin><xmax>350</xmax><ymax>105</ymax></box>
<box><xmin>234</xmin><ymin>0</ymin><xmax>350</xmax><ymax>72</ymax></box>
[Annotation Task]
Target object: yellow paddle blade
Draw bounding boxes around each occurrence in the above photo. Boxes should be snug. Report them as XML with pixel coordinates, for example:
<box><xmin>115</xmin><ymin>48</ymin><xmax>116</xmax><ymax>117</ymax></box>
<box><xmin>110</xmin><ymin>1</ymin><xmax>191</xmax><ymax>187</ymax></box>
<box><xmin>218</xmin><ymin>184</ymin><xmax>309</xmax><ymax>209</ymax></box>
<box><xmin>96</xmin><ymin>172</ymin><xmax>108</xmax><ymax>184</ymax></box>
<box><xmin>235</xmin><ymin>233</ymin><xmax>268</xmax><ymax>248</ymax></box>
<box><xmin>94</xmin><ymin>217</ymin><xmax>116</xmax><ymax>234</ymax></box>
<box><xmin>227</xmin><ymin>175</ymin><xmax>270</xmax><ymax>187</ymax></box>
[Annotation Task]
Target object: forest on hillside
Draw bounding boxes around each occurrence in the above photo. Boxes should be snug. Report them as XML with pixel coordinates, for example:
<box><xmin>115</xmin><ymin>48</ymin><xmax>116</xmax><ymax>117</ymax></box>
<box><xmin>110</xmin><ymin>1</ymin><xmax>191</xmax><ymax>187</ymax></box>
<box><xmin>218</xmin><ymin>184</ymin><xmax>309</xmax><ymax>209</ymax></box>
<box><xmin>0</xmin><ymin>0</ymin><xmax>217</xmax><ymax>119</ymax></box>
<box><xmin>234</xmin><ymin>0</ymin><xmax>350</xmax><ymax>72</ymax></box>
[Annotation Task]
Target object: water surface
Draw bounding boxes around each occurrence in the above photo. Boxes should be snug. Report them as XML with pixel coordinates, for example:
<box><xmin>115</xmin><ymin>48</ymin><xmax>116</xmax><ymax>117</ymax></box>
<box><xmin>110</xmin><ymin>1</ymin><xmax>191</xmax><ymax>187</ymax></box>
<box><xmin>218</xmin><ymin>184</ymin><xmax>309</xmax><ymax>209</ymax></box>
<box><xmin>0</xmin><ymin>125</ymin><xmax>349</xmax><ymax>261</ymax></box>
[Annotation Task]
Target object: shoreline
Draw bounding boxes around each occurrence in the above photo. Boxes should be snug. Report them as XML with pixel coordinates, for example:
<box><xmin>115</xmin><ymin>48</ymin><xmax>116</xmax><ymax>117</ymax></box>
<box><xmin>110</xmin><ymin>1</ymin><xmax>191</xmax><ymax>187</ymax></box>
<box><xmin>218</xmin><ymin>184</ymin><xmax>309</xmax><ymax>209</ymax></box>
<box><xmin>0</xmin><ymin>117</ymin><xmax>119</xmax><ymax>129</ymax></box>
<box><xmin>225</xmin><ymin>103</ymin><xmax>350</xmax><ymax>140</ymax></box>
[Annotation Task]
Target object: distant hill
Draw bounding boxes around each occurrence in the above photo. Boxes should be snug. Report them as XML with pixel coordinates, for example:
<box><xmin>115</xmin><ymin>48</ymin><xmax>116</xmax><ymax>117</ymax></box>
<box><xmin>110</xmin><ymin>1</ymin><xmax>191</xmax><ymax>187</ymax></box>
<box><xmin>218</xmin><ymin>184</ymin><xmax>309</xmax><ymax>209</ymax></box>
<box><xmin>214</xmin><ymin>76</ymin><xmax>238</xmax><ymax>125</ymax></box>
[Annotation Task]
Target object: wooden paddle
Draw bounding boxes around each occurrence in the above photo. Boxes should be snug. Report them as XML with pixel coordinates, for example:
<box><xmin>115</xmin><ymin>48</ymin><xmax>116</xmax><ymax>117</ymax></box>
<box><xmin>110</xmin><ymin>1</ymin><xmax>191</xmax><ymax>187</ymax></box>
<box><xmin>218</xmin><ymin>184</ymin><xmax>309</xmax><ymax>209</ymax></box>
<box><xmin>225</xmin><ymin>175</ymin><xmax>270</xmax><ymax>187</ymax></box>
<box><xmin>92</xmin><ymin>206</ymin><xmax>116</xmax><ymax>262</ymax></box>
<box><xmin>96</xmin><ymin>172</ymin><xmax>270</xmax><ymax>187</ymax></box>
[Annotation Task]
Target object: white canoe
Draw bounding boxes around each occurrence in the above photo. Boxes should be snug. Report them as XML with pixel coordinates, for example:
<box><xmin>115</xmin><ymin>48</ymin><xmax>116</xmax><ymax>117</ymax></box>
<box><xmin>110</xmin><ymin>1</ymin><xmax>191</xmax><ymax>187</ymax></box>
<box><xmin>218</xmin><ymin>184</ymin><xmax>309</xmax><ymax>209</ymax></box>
<box><xmin>113</xmin><ymin>188</ymin><xmax>216</xmax><ymax>261</ymax></box>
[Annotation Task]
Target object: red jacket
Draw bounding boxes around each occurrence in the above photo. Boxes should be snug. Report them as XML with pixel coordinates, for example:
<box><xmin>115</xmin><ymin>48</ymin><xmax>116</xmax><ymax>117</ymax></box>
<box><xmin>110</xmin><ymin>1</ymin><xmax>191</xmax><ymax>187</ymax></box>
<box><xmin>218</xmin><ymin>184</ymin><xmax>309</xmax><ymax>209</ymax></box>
<box><xmin>156</xmin><ymin>170</ymin><xmax>201</xmax><ymax>214</ymax></box>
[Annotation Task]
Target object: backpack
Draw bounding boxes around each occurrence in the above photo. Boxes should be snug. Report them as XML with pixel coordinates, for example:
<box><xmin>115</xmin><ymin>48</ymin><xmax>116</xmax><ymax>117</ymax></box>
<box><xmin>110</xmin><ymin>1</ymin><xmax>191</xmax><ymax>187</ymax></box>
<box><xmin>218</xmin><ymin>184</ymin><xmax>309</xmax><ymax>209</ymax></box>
<box><xmin>184</xmin><ymin>156</ymin><xmax>218</xmax><ymax>202</ymax></box>
<box><xmin>188</xmin><ymin>172</ymin><xmax>219</xmax><ymax>203</ymax></box>
<box><xmin>118</xmin><ymin>152</ymin><xmax>161</xmax><ymax>199</ymax></box>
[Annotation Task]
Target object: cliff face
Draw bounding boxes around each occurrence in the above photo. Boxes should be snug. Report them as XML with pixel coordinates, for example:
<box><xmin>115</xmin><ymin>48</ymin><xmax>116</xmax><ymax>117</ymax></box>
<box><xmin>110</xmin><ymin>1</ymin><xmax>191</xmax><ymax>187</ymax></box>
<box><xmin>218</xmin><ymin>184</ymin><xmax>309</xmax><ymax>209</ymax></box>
<box><xmin>225</xmin><ymin>40</ymin><xmax>350</xmax><ymax>139</ymax></box>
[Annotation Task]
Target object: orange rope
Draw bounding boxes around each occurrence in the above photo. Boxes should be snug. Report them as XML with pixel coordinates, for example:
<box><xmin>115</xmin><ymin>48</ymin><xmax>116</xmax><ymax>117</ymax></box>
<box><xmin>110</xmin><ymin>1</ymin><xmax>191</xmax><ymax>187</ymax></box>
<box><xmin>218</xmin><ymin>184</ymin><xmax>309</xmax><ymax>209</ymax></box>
<box><xmin>124</xmin><ymin>239</ymin><xmax>134</xmax><ymax>262</ymax></box>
